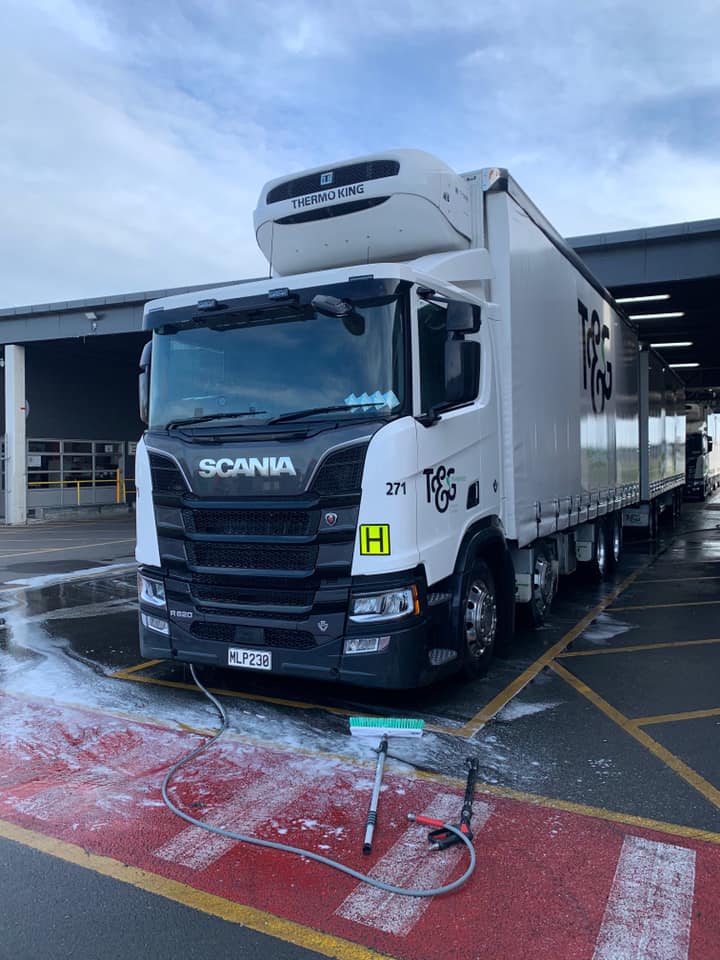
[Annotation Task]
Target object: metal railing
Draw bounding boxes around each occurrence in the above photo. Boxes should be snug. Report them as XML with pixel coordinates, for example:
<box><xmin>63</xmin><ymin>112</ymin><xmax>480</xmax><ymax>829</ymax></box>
<box><xmin>28</xmin><ymin>469</ymin><xmax>136</xmax><ymax>505</ymax></box>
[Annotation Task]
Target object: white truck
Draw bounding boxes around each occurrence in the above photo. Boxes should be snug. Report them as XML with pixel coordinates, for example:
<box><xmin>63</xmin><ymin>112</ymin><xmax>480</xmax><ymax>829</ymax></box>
<box><xmin>135</xmin><ymin>150</ymin><xmax>685</xmax><ymax>688</ymax></box>
<box><xmin>684</xmin><ymin>404</ymin><xmax>720</xmax><ymax>500</ymax></box>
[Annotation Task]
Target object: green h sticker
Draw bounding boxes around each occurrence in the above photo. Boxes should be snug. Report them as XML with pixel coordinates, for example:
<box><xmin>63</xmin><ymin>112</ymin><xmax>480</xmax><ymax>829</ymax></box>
<box><xmin>359</xmin><ymin>524</ymin><xmax>391</xmax><ymax>556</ymax></box>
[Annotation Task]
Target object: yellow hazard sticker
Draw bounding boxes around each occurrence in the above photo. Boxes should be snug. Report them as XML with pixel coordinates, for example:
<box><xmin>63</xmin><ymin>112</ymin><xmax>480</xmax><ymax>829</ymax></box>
<box><xmin>359</xmin><ymin>524</ymin><xmax>391</xmax><ymax>556</ymax></box>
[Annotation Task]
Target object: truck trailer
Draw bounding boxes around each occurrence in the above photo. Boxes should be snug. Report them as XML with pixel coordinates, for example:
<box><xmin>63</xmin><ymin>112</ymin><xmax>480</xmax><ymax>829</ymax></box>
<box><xmin>135</xmin><ymin>150</ymin><xmax>685</xmax><ymax>688</ymax></box>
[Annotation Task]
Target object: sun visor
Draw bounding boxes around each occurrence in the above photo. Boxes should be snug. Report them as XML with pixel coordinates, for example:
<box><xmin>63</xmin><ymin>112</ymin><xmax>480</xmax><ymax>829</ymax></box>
<box><xmin>254</xmin><ymin>149</ymin><xmax>472</xmax><ymax>276</ymax></box>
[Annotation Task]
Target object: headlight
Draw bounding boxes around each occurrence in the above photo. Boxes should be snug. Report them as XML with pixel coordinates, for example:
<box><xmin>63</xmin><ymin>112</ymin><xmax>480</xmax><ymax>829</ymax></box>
<box><xmin>349</xmin><ymin>586</ymin><xmax>418</xmax><ymax>623</ymax></box>
<box><xmin>141</xmin><ymin>612</ymin><xmax>170</xmax><ymax>635</ymax></box>
<box><xmin>138</xmin><ymin>573</ymin><xmax>166</xmax><ymax>608</ymax></box>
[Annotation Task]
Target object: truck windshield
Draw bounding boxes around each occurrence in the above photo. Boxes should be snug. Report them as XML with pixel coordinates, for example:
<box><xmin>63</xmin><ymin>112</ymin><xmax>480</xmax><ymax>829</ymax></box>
<box><xmin>149</xmin><ymin>293</ymin><xmax>408</xmax><ymax>430</ymax></box>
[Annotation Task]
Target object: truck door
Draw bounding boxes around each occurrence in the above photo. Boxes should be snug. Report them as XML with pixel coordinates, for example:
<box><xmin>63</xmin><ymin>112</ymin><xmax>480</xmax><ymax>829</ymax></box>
<box><xmin>414</xmin><ymin>298</ymin><xmax>500</xmax><ymax>587</ymax></box>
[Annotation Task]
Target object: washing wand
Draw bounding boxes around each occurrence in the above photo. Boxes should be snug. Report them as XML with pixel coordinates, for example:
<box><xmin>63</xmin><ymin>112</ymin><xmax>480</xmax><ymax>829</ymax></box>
<box><xmin>349</xmin><ymin>716</ymin><xmax>425</xmax><ymax>855</ymax></box>
<box><xmin>407</xmin><ymin>756</ymin><xmax>480</xmax><ymax>851</ymax></box>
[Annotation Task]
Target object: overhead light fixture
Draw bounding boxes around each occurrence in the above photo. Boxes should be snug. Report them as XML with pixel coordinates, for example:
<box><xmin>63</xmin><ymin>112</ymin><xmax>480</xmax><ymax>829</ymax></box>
<box><xmin>669</xmin><ymin>362</ymin><xmax>699</xmax><ymax>369</ymax></box>
<box><xmin>628</xmin><ymin>311</ymin><xmax>685</xmax><ymax>320</ymax></box>
<box><xmin>650</xmin><ymin>341</ymin><xmax>693</xmax><ymax>349</ymax></box>
<box><xmin>616</xmin><ymin>294</ymin><xmax>670</xmax><ymax>304</ymax></box>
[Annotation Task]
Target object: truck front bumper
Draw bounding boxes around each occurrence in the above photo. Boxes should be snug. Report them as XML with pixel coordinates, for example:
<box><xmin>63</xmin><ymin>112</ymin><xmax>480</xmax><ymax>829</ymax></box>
<box><xmin>138</xmin><ymin>568</ymin><xmax>457</xmax><ymax>689</ymax></box>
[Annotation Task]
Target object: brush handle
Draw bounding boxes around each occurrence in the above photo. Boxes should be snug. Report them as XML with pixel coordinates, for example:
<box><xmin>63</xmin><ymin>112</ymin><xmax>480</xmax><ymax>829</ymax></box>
<box><xmin>362</xmin><ymin>737</ymin><xmax>388</xmax><ymax>854</ymax></box>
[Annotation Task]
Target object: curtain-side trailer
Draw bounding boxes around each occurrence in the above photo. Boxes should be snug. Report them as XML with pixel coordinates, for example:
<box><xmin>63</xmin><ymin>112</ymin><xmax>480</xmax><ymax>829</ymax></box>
<box><xmin>135</xmin><ymin>150</ymin><xmax>685</xmax><ymax>688</ymax></box>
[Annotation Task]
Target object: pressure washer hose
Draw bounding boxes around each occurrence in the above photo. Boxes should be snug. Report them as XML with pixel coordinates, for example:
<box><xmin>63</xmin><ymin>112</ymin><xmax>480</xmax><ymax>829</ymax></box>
<box><xmin>160</xmin><ymin>665</ymin><xmax>476</xmax><ymax>897</ymax></box>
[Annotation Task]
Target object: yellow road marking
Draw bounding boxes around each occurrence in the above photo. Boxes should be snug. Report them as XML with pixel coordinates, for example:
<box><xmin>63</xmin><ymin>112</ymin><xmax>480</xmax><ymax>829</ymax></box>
<box><xmin>111</xmin><ymin>659</ymin><xmax>162</xmax><ymax>678</ymax></box>
<box><xmin>109</xmin><ymin>669</ymin><xmax>458</xmax><ymax>736</ymax></box>
<box><xmin>635</xmin><ymin>576</ymin><xmax>720</xmax><ymax>584</ymax></box>
<box><xmin>455</xmin><ymin>566</ymin><xmax>647</xmax><ymax>738</ymax></box>
<box><xmin>635</xmin><ymin>706</ymin><xmax>720</xmax><ymax>726</ymax></box>
<box><xmin>558</xmin><ymin>637</ymin><xmax>720</xmax><ymax>659</ymax></box>
<box><xmin>550</xmin><ymin>661</ymin><xmax>720</xmax><ymax>811</ymax></box>
<box><xmin>0</xmin><ymin>819</ymin><xmax>395</xmax><ymax>960</ymax></box>
<box><xmin>610</xmin><ymin>599</ymin><xmax>720</xmax><ymax>612</ymax></box>
<box><xmin>0</xmin><ymin>538</ymin><xmax>134</xmax><ymax>560</ymax></box>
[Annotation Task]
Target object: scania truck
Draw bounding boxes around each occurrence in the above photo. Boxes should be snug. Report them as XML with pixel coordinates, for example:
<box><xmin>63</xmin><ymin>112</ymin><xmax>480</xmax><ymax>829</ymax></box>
<box><xmin>684</xmin><ymin>404</ymin><xmax>720</xmax><ymax>500</ymax></box>
<box><xmin>135</xmin><ymin>150</ymin><xmax>685</xmax><ymax>688</ymax></box>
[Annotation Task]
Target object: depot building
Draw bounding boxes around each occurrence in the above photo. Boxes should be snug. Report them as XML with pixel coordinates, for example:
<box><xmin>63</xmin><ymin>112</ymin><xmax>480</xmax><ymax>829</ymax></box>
<box><xmin>0</xmin><ymin>217</ymin><xmax>718</xmax><ymax>524</ymax></box>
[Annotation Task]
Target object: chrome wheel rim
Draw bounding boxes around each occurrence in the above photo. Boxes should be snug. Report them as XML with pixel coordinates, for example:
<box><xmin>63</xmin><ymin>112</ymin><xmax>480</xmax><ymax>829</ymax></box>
<box><xmin>612</xmin><ymin>523</ymin><xmax>621</xmax><ymax>562</ymax></box>
<box><xmin>533</xmin><ymin>556</ymin><xmax>555</xmax><ymax>615</ymax></box>
<box><xmin>464</xmin><ymin>579</ymin><xmax>497</xmax><ymax>660</ymax></box>
<box><xmin>597</xmin><ymin>533</ymin><xmax>606</xmax><ymax>574</ymax></box>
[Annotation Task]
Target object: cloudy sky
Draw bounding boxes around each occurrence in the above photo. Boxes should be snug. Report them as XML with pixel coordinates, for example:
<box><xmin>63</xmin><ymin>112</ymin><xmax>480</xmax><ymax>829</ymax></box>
<box><xmin>2</xmin><ymin>0</ymin><xmax>719</xmax><ymax>308</ymax></box>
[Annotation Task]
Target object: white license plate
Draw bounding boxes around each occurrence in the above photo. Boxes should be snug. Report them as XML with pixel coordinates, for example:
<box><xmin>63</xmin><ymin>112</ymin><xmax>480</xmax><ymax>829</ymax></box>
<box><xmin>228</xmin><ymin>647</ymin><xmax>272</xmax><ymax>671</ymax></box>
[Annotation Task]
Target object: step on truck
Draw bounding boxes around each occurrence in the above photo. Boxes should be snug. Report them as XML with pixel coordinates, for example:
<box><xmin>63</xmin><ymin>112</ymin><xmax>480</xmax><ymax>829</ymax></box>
<box><xmin>135</xmin><ymin>150</ymin><xmax>685</xmax><ymax>688</ymax></box>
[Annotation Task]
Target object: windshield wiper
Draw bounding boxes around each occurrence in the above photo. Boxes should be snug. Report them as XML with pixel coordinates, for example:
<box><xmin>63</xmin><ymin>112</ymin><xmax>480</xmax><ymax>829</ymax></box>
<box><xmin>167</xmin><ymin>410</ymin><xmax>268</xmax><ymax>429</ymax></box>
<box><xmin>268</xmin><ymin>403</ymin><xmax>385</xmax><ymax>425</ymax></box>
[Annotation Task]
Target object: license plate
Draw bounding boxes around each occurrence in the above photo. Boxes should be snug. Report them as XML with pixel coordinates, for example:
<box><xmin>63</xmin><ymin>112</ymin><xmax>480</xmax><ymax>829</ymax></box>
<box><xmin>228</xmin><ymin>647</ymin><xmax>272</xmax><ymax>671</ymax></box>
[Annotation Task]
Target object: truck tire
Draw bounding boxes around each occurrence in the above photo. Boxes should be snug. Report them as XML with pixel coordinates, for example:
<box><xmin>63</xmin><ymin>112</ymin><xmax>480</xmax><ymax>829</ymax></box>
<box><xmin>459</xmin><ymin>558</ymin><xmax>498</xmax><ymax>679</ymax></box>
<box><xmin>583</xmin><ymin>522</ymin><xmax>608</xmax><ymax>581</ymax></box>
<box><xmin>606</xmin><ymin>513</ymin><xmax>622</xmax><ymax>571</ymax></box>
<box><xmin>526</xmin><ymin>543</ymin><xmax>557</xmax><ymax>627</ymax></box>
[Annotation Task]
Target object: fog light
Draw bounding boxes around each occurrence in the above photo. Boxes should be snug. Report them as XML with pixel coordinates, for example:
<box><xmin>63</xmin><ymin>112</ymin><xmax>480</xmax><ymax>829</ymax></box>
<box><xmin>138</xmin><ymin>573</ymin><xmax>166</xmax><ymax>608</ymax></box>
<box><xmin>141</xmin><ymin>612</ymin><xmax>170</xmax><ymax>636</ymax></box>
<box><xmin>349</xmin><ymin>586</ymin><xmax>418</xmax><ymax>623</ymax></box>
<box><xmin>343</xmin><ymin>635</ymin><xmax>391</xmax><ymax>655</ymax></box>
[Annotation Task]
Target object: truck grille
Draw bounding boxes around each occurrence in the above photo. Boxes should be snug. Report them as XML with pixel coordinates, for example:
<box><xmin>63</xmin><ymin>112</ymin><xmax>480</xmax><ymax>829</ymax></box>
<box><xmin>149</xmin><ymin>453</ymin><xmax>188</xmax><ymax>495</ymax></box>
<box><xmin>312</xmin><ymin>445</ymin><xmax>366</xmax><ymax>496</ymax></box>
<box><xmin>184</xmin><ymin>507</ymin><xmax>316</xmax><ymax>537</ymax></box>
<box><xmin>266</xmin><ymin>159</ymin><xmax>400</xmax><ymax>204</ymax></box>
<box><xmin>190</xmin><ymin>621</ymin><xmax>316</xmax><ymax>649</ymax></box>
<box><xmin>191</xmin><ymin>583</ymin><xmax>315</xmax><ymax>608</ymax></box>
<box><xmin>187</xmin><ymin>542</ymin><xmax>317</xmax><ymax>572</ymax></box>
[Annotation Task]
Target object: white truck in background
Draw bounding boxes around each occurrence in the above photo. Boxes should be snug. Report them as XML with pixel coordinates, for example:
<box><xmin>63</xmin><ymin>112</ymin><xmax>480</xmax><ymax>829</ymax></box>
<box><xmin>135</xmin><ymin>150</ymin><xmax>685</xmax><ymax>689</ymax></box>
<box><xmin>684</xmin><ymin>404</ymin><xmax>720</xmax><ymax>500</ymax></box>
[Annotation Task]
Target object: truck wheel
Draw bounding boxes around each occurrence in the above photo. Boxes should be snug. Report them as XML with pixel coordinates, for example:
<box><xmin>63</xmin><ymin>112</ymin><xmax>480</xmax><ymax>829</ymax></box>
<box><xmin>527</xmin><ymin>544</ymin><xmax>557</xmax><ymax>627</ymax></box>
<box><xmin>584</xmin><ymin>522</ymin><xmax>608</xmax><ymax>580</ymax></box>
<box><xmin>459</xmin><ymin>559</ymin><xmax>497</xmax><ymax>679</ymax></box>
<box><xmin>606</xmin><ymin>514</ymin><xmax>622</xmax><ymax>571</ymax></box>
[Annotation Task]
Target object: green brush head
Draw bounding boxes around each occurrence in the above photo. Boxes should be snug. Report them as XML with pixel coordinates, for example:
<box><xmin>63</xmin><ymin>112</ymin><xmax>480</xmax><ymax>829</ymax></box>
<box><xmin>349</xmin><ymin>716</ymin><xmax>425</xmax><ymax>738</ymax></box>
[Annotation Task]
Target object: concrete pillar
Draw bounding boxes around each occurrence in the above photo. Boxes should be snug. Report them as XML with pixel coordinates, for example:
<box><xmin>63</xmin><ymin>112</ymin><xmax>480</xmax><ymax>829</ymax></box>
<box><xmin>4</xmin><ymin>344</ymin><xmax>27</xmax><ymax>525</ymax></box>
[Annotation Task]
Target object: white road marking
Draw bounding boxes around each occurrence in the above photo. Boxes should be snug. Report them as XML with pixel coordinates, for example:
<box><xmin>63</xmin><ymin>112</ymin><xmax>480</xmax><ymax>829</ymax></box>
<box><xmin>336</xmin><ymin>793</ymin><xmax>493</xmax><ymax>936</ymax></box>
<box><xmin>153</xmin><ymin>772</ymin><xmax>321</xmax><ymax>870</ymax></box>
<box><xmin>593</xmin><ymin>835</ymin><xmax>696</xmax><ymax>960</ymax></box>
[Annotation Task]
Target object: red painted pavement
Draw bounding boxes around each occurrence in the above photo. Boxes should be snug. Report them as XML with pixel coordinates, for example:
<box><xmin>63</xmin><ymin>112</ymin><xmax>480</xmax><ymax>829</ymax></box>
<box><xmin>1</xmin><ymin>691</ymin><xmax>718</xmax><ymax>960</ymax></box>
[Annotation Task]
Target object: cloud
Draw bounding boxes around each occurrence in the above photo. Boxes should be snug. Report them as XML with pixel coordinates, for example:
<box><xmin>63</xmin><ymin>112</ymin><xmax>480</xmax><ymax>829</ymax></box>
<box><xmin>1</xmin><ymin>0</ymin><xmax>719</xmax><ymax>307</ymax></box>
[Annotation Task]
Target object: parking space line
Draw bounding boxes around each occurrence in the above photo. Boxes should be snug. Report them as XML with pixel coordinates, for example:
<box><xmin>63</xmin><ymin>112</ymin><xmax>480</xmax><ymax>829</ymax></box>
<box><xmin>634</xmin><ymin>575</ymin><xmax>720</xmax><ymax>584</ymax></box>
<box><xmin>0</xmin><ymin>818</ymin><xmax>390</xmax><ymax>960</ymax></box>
<box><xmin>635</xmin><ymin>706</ymin><xmax>720</xmax><ymax>726</ymax></box>
<box><xmin>610</xmin><ymin>599</ymin><xmax>720</xmax><ymax>612</ymax></box>
<box><xmin>109</xmin><ymin>667</ymin><xmax>459</xmax><ymax>736</ymax></box>
<box><xmin>558</xmin><ymin>637</ymin><xmax>720</xmax><ymax>659</ymax></box>
<box><xmin>550</xmin><ymin>661</ymin><xmax>720</xmax><ymax>812</ymax></box>
<box><xmin>456</xmin><ymin>566</ymin><xmax>648</xmax><ymax>738</ymax></box>
<box><xmin>110</xmin><ymin>660</ymin><xmax>162</xmax><ymax>678</ymax></box>
<box><xmin>592</xmin><ymin>836</ymin><xmax>695</xmax><ymax>960</ymax></box>
<box><xmin>336</xmin><ymin>795</ymin><xmax>493</xmax><ymax>936</ymax></box>
<box><xmin>0</xmin><ymin>538</ymin><xmax>134</xmax><ymax>560</ymax></box>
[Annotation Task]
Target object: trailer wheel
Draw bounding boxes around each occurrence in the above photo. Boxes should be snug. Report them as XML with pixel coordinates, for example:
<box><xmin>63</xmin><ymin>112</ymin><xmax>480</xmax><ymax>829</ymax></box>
<box><xmin>606</xmin><ymin>514</ymin><xmax>622</xmax><ymax>571</ymax></box>
<box><xmin>583</xmin><ymin>522</ymin><xmax>608</xmax><ymax>581</ymax></box>
<box><xmin>527</xmin><ymin>544</ymin><xmax>557</xmax><ymax>627</ymax></box>
<box><xmin>459</xmin><ymin>559</ymin><xmax>497</xmax><ymax>679</ymax></box>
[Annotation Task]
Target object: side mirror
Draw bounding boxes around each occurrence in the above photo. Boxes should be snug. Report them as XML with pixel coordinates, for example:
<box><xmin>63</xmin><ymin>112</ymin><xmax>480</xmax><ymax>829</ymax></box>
<box><xmin>708</xmin><ymin>437</ymin><xmax>714</xmax><ymax>452</ymax></box>
<box><xmin>445</xmin><ymin>339</ymin><xmax>480</xmax><ymax>406</ymax></box>
<box><xmin>139</xmin><ymin>340</ymin><xmax>152</xmax><ymax>425</ymax></box>
<box><xmin>446</xmin><ymin>301</ymin><xmax>481</xmax><ymax>333</ymax></box>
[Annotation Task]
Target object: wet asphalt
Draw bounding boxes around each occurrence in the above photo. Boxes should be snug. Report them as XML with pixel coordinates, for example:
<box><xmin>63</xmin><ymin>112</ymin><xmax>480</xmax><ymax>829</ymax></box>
<box><xmin>1</xmin><ymin>502</ymin><xmax>720</xmax><ymax>957</ymax></box>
